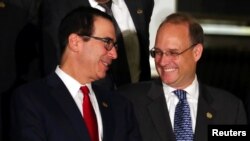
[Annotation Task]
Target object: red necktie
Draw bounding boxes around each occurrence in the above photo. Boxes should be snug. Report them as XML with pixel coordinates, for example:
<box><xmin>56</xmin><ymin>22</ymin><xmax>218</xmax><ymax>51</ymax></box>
<box><xmin>80</xmin><ymin>86</ymin><xmax>99</xmax><ymax>141</ymax></box>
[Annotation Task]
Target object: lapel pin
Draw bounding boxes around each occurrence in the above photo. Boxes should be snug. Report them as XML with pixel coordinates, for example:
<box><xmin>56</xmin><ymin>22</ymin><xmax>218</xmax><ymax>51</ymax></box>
<box><xmin>137</xmin><ymin>9</ymin><xmax>143</xmax><ymax>14</ymax></box>
<box><xmin>102</xmin><ymin>102</ymin><xmax>108</xmax><ymax>108</ymax></box>
<box><xmin>206</xmin><ymin>112</ymin><xmax>213</xmax><ymax>119</ymax></box>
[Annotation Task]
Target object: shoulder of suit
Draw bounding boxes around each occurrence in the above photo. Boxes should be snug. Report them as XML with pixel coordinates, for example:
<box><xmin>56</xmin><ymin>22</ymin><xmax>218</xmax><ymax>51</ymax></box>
<box><xmin>200</xmin><ymin>83</ymin><xmax>241</xmax><ymax>102</ymax></box>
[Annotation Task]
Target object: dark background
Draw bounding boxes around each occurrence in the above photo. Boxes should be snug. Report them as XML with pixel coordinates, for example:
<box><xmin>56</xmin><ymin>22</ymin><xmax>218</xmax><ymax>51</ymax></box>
<box><xmin>177</xmin><ymin>0</ymin><xmax>250</xmax><ymax>22</ymax></box>
<box><xmin>177</xmin><ymin>0</ymin><xmax>250</xmax><ymax>103</ymax></box>
<box><xmin>1</xmin><ymin>0</ymin><xmax>250</xmax><ymax>140</ymax></box>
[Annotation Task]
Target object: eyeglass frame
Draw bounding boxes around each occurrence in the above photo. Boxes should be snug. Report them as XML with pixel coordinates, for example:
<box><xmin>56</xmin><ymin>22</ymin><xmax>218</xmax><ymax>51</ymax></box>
<box><xmin>81</xmin><ymin>35</ymin><xmax>118</xmax><ymax>51</ymax></box>
<box><xmin>150</xmin><ymin>43</ymin><xmax>198</xmax><ymax>59</ymax></box>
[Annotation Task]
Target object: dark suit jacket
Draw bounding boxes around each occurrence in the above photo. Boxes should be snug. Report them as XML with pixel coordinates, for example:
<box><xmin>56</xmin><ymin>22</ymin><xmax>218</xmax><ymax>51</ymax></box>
<box><xmin>41</xmin><ymin>0</ymin><xmax>154</xmax><ymax>87</ymax></box>
<box><xmin>10</xmin><ymin>73</ymin><xmax>141</xmax><ymax>141</ymax></box>
<box><xmin>117</xmin><ymin>78</ymin><xmax>247</xmax><ymax>141</ymax></box>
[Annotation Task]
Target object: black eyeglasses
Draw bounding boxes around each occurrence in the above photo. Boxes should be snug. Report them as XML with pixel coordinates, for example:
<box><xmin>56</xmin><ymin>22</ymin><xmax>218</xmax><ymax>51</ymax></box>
<box><xmin>150</xmin><ymin>43</ymin><xmax>198</xmax><ymax>59</ymax></box>
<box><xmin>83</xmin><ymin>35</ymin><xmax>117</xmax><ymax>51</ymax></box>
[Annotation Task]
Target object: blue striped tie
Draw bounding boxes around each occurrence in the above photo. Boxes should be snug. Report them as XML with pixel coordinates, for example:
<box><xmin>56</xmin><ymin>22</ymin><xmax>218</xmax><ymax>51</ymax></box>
<box><xmin>173</xmin><ymin>89</ymin><xmax>193</xmax><ymax>141</ymax></box>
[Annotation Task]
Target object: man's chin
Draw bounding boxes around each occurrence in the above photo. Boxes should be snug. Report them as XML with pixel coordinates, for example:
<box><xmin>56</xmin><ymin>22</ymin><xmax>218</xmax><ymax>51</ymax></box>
<box><xmin>97</xmin><ymin>73</ymin><xmax>106</xmax><ymax>80</ymax></box>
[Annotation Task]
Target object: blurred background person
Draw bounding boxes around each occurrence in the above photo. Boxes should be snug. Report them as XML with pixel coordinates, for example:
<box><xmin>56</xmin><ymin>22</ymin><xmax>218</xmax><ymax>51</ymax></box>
<box><xmin>0</xmin><ymin>0</ymin><xmax>42</xmax><ymax>140</ymax></box>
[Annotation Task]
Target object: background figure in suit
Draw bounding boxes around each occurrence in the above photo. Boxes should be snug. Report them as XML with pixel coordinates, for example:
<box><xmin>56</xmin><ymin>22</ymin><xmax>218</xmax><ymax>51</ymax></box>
<box><xmin>1</xmin><ymin>0</ymin><xmax>42</xmax><ymax>140</ymax></box>
<box><xmin>10</xmin><ymin>7</ymin><xmax>141</xmax><ymax>141</ymax></box>
<box><xmin>41</xmin><ymin>0</ymin><xmax>154</xmax><ymax>89</ymax></box>
<box><xmin>117</xmin><ymin>13</ymin><xmax>247</xmax><ymax>141</ymax></box>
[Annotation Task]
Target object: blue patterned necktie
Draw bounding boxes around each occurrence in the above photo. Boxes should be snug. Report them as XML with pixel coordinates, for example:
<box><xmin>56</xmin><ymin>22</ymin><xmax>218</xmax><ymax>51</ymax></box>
<box><xmin>173</xmin><ymin>89</ymin><xmax>193</xmax><ymax>141</ymax></box>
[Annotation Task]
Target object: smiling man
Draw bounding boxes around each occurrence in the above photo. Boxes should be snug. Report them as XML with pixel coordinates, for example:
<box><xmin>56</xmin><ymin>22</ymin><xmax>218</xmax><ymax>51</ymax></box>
<box><xmin>10</xmin><ymin>6</ymin><xmax>141</xmax><ymax>141</ymax></box>
<box><xmin>117</xmin><ymin>12</ymin><xmax>247</xmax><ymax>141</ymax></box>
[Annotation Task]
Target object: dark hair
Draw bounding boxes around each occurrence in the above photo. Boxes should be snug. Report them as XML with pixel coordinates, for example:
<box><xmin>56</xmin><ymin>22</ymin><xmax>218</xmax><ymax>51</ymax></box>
<box><xmin>158</xmin><ymin>12</ymin><xmax>204</xmax><ymax>45</ymax></box>
<box><xmin>58</xmin><ymin>6</ymin><xmax>113</xmax><ymax>57</ymax></box>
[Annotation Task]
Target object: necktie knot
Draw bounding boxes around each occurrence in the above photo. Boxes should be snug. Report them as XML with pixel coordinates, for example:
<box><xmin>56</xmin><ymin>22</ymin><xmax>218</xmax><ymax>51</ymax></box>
<box><xmin>173</xmin><ymin>89</ymin><xmax>187</xmax><ymax>101</ymax></box>
<box><xmin>97</xmin><ymin>0</ymin><xmax>113</xmax><ymax>16</ymax></box>
<box><xmin>80</xmin><ymin>86</ymin><xmax>90</xmax><ymax>96</ymax></box>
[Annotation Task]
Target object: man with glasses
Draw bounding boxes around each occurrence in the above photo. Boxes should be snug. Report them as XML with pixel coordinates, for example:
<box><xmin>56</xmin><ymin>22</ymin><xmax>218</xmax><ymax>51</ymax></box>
<box><xmin>117</xmin><ymin>13</ymin><xmax>247</xmax><ymax>141</ymax></box>
<box><xmin>10</xmin><ymin>6</ymin><xmax>141</xmax><ymax>141</ymax></box>
<box><xmin>41</xmin><ymin>0</ymin><xmax>154</xmax><ymax>90</ymax></box>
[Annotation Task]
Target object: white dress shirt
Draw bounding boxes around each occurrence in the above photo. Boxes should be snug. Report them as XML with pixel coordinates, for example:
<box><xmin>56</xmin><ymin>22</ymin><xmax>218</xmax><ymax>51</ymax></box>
<box><xmin>55</xmin><ymin>66</ymin><xmax>103</xmax><ymax>141</ymax></box>
<box><xmin>162</xmin><ymin>76</ymin><xmax>199</xmax><ymax>132</ymax></box>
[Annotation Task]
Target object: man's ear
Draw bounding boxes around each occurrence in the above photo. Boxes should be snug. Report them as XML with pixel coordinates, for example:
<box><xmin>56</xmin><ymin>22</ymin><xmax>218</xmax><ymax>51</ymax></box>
<box><xmin>193</xmin><ymin>43</ymin><xmax>203</xmax><ymax>61</ymax></box>
<box><xmin>68</xmin><ymin>33</ymin><xmax>80</xmax><ymax>52</ymax></box>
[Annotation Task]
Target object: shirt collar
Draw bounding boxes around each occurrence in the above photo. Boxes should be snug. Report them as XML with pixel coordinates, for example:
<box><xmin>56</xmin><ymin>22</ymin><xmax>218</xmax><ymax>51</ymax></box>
<box><xmin>112</xmin><ymin>0</ymin><xmax>119</xmax><ymax>5</ymax></box>
<box><xmin>55</xmin><ymin>66</ymin><xmax>93</xmax><ymax>98</ymax></box>
<box><xmin>89</xmin><ymin>0</ymin><xmax>120</xmax><ymax>6</ymax></box>
<box><xmin>163</xmin><ymin>75</ymin><xmax>199</xmax><ymax>100</ymax></box>
<box><xmin>89</xmin><ymin>0</ymin><xmax>99</xmax><ymax>7</ymax></box>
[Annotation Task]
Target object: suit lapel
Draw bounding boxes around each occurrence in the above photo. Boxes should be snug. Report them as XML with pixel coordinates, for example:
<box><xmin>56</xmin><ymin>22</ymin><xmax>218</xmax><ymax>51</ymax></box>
<box><xmin>147</xmin><ymin>79</ymin><xmax>175</xmax><ymax>141</ymax></box>
<box><xmin>124</xmin><ymin>0</ymin><xmax>146</xmax><ymax>34</ymax></box>
<box><xmin>146</xmin><ymin>80</ymin><xmax>217</xmax><ymax>141</ymax></box>
<box><xmin>92</xmin><ymin>84</ymin><xmax>114</xmax><ymax>141</ymax></box>
<box><xmin>47</xmin><ymin>73</ymin><xmax>91</xmax><ymax>141</ymax></box>
<box><xmin>194</xmin><ymin>84</ymin><xmax>216</xmax><ymax>141</ymax></box>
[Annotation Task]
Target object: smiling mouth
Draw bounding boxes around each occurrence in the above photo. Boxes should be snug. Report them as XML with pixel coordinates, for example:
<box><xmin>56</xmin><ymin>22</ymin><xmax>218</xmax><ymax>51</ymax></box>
<box><xmin>102</xmin><ymin>60</ymin><xmax>112</xmax><ymax>67</ymax></box>
<box><xmin>103</xmin><ymin>62</ymin><xmax>109</xmax><ymax>66</ymax></box>
<box><xmin>164</xmin><ymin>68</ymin><xmax>177</xmax><ymax>72</ymax></box>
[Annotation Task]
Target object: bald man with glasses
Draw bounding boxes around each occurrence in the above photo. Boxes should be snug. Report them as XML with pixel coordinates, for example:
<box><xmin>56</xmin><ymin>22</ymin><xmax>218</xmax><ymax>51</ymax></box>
<box><xmin>117</xmin><ymin>12</ymin><xmax>247</xmax><ymax>141</ymax></box>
